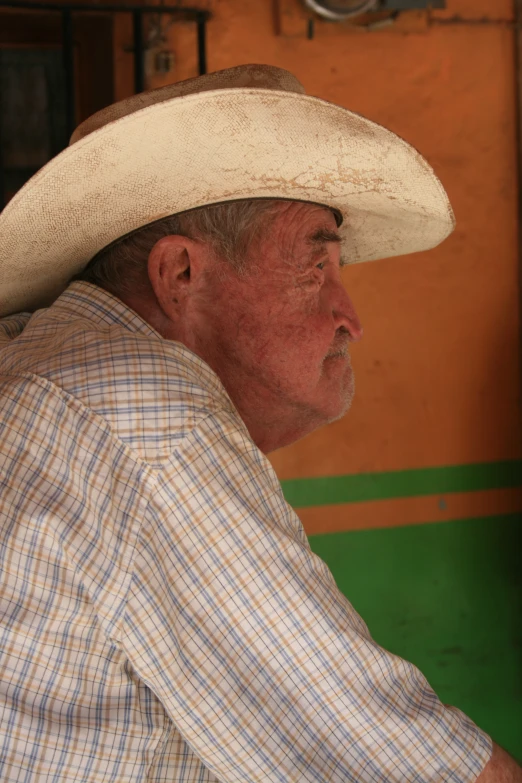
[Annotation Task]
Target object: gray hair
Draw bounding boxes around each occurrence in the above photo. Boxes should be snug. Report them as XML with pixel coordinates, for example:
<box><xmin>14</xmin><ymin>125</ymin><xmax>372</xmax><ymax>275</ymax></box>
<box><xmin>74</xmin><ymin>199</ymin><xmax>281</xmax><ymax>299</ymax></box>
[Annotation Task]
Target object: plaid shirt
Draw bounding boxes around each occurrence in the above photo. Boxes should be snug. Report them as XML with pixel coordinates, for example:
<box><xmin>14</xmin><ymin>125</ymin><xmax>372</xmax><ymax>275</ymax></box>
<box><xmin>0</xmin><ymin>281</ymin><xmax>492</xmax><ymax>782</ymax></box>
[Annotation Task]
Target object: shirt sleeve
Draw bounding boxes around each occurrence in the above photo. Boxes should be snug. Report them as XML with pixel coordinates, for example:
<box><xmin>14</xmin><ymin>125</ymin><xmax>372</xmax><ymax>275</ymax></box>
<box><xmin>120</xmin><ymin>409</ymin><xmax>493</xmax><ymax>783</ymax></box>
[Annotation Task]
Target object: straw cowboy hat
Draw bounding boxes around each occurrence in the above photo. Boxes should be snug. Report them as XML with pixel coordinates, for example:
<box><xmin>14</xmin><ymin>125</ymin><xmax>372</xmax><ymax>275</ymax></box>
<box><xmin>0</xmin><ymin>63</ymin><xmax>454</xmax><ymax>317</ymax></box>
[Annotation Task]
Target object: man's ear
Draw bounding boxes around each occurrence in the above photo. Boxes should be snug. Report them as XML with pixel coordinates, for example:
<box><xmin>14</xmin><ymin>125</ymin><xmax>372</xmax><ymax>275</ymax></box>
<box><xmin>147</xmin><ymin>234</ymin><xmax>201</xmax><ymax>323</ymax></box>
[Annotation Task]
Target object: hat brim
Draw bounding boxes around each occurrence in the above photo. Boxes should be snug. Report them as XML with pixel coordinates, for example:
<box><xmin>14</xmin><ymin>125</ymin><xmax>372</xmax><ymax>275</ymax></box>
<box><xmin>0</xmin><ymin>88</ymin><xmax>454</xmax><ymax>316</ymax></box>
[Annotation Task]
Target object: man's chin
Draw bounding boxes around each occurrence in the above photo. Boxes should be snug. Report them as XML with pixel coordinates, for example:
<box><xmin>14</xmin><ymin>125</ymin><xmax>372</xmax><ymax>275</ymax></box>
<box><xmin>326</xmin><ymin>392</ymin><xmax>353</xmax><ymax>424</ymax></box>
<box><xmin>331</xmin><ymin>367</ymin><xmax>355</xmax><ymax>421</ymax></box>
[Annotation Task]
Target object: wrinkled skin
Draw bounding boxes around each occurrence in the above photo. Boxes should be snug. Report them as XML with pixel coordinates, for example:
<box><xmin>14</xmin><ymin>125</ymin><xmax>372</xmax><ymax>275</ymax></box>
<box><xmin>127</xmin><ymin>201</ymin><xmax>363</xmax><ymax>453</ymax></box>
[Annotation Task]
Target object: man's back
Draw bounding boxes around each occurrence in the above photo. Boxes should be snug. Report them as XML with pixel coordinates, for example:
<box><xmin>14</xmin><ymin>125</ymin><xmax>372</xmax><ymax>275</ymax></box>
<box><xmin>0</xmin><ymin>282</ymin><xmax>228</xmax><ymax>781</ymax></box>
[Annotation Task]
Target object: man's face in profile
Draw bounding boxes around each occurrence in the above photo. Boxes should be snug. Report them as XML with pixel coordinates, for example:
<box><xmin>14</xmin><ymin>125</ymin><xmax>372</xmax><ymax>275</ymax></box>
<box><xmin>190</xmin><ymin>201</ymin><xmax>363</xmax><ymax>450</ymax></box>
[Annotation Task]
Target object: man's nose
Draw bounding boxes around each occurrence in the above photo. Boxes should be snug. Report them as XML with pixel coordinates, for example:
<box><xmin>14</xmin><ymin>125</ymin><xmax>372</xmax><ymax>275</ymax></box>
<box><xmin>332</xmin><ymin>282</ymin><xmax>363</xmax><ymax>342</ymax></box>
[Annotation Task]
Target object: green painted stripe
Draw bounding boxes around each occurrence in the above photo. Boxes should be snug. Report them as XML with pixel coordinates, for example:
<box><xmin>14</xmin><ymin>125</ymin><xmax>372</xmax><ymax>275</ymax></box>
<box><xmin>280</xmin><ymin>459</ymin><xmax>522</xmax><ymax>508</ymax></box>
<box><xmin>308</xmin><ymin>513</ymin><xmax>522</xmax><ymax>761</ymax></box>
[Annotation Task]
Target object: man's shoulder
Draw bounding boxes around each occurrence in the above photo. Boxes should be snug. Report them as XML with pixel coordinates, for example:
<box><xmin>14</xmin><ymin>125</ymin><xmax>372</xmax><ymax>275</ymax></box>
<box><xmin>0</xmin><ymin>297</ymin><xmax>235</xmax><ymax>466</ymax></box>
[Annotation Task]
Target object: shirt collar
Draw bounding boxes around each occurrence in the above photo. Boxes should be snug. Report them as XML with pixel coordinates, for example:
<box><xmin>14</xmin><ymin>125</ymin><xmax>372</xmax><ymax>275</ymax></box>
<box><xmin>51</xmin><ymin>281</ymin><xmax>236</xmax><ymax>410</ymax></box>
<box><xmin>53</xmin><ymin>280</ymin><xmax>162</xmax><ymax>339</ymax></box>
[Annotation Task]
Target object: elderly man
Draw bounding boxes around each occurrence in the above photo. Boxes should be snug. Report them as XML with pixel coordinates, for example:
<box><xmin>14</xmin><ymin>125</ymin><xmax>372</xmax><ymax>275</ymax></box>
<box><xmin>0</xmin><ymin>65</ymin><xmax>519</xmax><ymax>782</ymax></box>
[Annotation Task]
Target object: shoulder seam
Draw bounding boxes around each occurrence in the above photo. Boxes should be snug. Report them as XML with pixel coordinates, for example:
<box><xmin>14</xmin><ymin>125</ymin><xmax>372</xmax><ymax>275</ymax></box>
<box><xmin>0</xmin><ymin>370</ymin><xmax>161</xmax><ymax>475</ymax></box>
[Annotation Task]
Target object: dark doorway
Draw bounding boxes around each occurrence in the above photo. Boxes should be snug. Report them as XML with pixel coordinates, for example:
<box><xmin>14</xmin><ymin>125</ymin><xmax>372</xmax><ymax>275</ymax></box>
<box><xmin>0</xmin><ymin>9</ymin><xmax>114</xmax><ymax>205</ymax></box>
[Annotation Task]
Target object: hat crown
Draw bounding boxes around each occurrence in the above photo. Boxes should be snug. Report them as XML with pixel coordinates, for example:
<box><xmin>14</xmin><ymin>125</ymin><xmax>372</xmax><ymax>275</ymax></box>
<box><xmin>70</xmin><ymin>64</ymin><xmax>306</xmax><ymax>145</ymax></box>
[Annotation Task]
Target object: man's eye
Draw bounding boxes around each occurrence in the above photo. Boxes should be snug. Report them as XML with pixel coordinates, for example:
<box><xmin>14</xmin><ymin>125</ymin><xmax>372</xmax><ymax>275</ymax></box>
<box><xmin>316</xmin><ymin>261</ymin><xmax>326</xmax><ymax>270</ymax></box>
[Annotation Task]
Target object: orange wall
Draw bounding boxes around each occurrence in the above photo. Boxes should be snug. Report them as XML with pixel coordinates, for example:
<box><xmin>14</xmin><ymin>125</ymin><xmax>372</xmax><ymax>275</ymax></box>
<box><xmin>136</xmin><ymin>0</ymin><xmax>520</xmax><ymax>486</ymax></box>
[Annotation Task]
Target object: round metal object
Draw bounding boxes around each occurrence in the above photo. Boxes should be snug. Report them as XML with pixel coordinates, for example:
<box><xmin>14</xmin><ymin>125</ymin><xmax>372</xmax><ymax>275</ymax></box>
<box><xmin>303</xmin><ymin>0</ymin><xmax>378</xmax><ymax>21</ymax></box>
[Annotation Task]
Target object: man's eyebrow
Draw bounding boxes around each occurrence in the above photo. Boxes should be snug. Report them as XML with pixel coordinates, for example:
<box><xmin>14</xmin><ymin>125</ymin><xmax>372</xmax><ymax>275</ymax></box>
<box><xmin>307</xmin><ymin>227</ymin><xmax>343</xmax><ymax>246</ymax></box>
<box><xmin>306</xmin><ymin>227</ymin><xmax>349</xmax><ymax>266</ymax></box>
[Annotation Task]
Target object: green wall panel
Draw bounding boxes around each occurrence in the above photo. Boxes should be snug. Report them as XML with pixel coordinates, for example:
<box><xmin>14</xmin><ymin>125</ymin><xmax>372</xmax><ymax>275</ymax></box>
<box><xmin>281</xmin><ymin>459</ymin><xmax>522</xmax><ymax>507</ymax></box>
<box><xmin>308</xmin><ymin>513</ymin><xmax>522</xmax><ymax>761</ymax></box>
